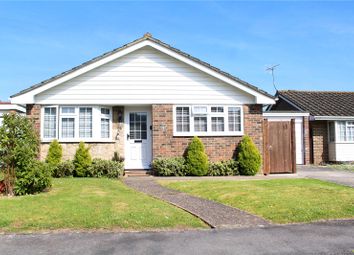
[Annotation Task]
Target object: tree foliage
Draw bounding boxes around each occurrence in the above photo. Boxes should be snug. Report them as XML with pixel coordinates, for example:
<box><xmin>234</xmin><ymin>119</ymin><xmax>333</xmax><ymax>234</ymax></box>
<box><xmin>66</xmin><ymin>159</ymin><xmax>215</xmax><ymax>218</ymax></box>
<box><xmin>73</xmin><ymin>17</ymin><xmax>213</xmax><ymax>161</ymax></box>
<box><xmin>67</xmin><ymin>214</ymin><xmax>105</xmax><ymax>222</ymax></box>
<box><xmin>0</xmin><ymin>113</ymin><xmax>40</xmax><ymax>196</ymax></box>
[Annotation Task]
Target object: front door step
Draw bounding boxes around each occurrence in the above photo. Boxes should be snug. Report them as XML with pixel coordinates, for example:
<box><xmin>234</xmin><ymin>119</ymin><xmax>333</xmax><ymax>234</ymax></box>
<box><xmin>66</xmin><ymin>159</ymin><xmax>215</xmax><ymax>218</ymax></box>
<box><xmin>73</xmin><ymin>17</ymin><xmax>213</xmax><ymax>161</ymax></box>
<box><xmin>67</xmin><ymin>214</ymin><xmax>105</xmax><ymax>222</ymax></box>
<box><xmin>124</xmin><ymin>170</ymin><xmax>152</xmax><ymax>177</ymax></box>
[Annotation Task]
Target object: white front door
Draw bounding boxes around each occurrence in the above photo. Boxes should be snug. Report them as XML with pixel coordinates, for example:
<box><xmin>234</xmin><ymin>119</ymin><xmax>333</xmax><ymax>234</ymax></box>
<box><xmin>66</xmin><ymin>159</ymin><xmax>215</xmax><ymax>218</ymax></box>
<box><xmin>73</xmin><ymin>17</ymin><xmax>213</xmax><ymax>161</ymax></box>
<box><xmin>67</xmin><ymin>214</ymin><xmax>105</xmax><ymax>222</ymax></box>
<box><xmin>124</xmin><ymin>107</ymin><xmax>152</xmax><ymax>169</ymax></box>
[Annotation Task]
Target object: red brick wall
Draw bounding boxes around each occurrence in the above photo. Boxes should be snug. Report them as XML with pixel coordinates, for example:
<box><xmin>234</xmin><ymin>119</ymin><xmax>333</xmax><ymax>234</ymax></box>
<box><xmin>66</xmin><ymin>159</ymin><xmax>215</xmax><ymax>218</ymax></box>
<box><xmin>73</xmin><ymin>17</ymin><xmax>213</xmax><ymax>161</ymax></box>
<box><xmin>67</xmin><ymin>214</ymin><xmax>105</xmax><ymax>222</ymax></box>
<box><xmin>310</xmin><ymin>120</ymin><xmax>328</xmax><ymax>164</ymax></box>
<box><xmin>26</xmin><ymin>104</ymin><xmax>41</xmax><ymax>137</ymax></box>
<box><xmin>303</xmin><ymin>116</ymin><xmax>311</xmax><ymax>165</ymax></box>
<box><xmin>152</xmin><ymin>104</ymin><xmax>263</xmax><ymax>162</ymax></box>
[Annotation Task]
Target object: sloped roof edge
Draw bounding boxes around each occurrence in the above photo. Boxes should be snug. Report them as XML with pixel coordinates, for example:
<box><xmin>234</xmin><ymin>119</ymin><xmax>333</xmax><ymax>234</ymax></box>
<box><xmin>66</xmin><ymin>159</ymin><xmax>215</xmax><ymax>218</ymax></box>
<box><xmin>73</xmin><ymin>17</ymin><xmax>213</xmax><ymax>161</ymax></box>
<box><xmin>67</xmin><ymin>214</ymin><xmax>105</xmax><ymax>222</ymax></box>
<box><xmin>11</xmin><ymin>33</ymin><xmax>274</xmax><ymax>100</ymax></box>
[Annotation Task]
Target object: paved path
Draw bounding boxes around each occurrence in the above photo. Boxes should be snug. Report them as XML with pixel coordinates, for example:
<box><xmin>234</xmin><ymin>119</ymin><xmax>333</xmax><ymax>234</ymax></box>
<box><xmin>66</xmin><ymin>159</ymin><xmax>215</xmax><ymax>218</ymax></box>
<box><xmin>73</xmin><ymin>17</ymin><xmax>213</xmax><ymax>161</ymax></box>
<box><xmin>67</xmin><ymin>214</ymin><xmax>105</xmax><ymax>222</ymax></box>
<box><xmin>1</xmin><ymin>220</ymin><xmax>353</xmax><ymax>255</ymax></box>
<box><xmin>298</xmin><ymin>165</ymin><xmax>354</xmax><ymax>188</ymax></box>
<box><xmin>124</xmin><ymin>178</ymin><xmax>269</xmax><ymax>228</ymax></box>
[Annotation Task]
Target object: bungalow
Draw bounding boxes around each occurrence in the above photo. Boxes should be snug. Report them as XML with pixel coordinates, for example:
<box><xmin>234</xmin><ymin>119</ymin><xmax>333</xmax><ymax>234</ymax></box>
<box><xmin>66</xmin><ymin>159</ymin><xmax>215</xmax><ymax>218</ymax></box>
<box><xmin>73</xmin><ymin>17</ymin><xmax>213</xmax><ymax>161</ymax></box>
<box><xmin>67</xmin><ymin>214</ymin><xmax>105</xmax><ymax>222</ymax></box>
<box><xmin>10</xmin><ymin>33</ymin><xmax>275</xmax><ymax>170</ymax></box>
<box><xmin>267</xmin><ymin>90</ymin><xmax>354</xmax><ymax>164</ymax></box>
<box><xmin>0</xmin><ymin>102</ymin><xmax>25</xmax><ymax>126</ymax></box>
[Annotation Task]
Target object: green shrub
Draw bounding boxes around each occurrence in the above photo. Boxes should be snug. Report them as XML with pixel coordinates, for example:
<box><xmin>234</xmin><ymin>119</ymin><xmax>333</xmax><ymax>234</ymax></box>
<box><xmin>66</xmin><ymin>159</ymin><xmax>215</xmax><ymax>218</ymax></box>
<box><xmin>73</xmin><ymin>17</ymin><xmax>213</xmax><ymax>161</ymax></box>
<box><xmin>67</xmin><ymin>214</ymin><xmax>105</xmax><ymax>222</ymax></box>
<box><xmin>112</xmin><ymin>151</ymin><xmax>125</xmax><ymax>163</ymax></box>
<box><xmin>207</xmin><ymin>160</ymin><xmax>239</xmax><ymax>176</ymax></box>
<box><xmin>152</xmin><ymin>157</ymin><xmax>186</xmax><ymax>176</ymax></box>
<box><xmin>88</xmin><ymin>159</ymin><xmax>124</xmax><ymax>178</ymax></box>
<box><xmin>52</xmin><ymin>160</ymin><xmax>75</xmax><ymax>178</ymax></box>
<box><xmin>14</xmin><ymin>160</ymin><xmax>52</xmax><ymax>195</ymax></box>
<box><xmin>185</xmin><ymin>137</ymin><xmax>209</xmax><ymax>176</ymax></box>
<box><xmin>237</xmin><ymin>135</ymin><xmax>261</xmax><ymax>176</ymax></box>
<box><xmin>0</xmin><ymin>113</ymin><xmax>39</xmax><ymax>196</ymax></box>
<box><xmin>73</xmin><ymin>142</ymin><xmax>92</xmax><ymax>177</ymax></box>
<box><xmin>45</xmin><ymin>140</ymin><xmax>62</xmax><ymax>167</ymax></box>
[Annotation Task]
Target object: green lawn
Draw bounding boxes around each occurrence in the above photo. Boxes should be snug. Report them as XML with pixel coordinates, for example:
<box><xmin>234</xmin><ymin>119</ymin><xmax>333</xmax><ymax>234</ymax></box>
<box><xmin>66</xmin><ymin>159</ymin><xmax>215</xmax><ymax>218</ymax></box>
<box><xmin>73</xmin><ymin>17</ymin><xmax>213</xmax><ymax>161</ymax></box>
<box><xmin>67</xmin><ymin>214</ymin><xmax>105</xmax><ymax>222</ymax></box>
<box><xmin>160</xmin><ymin>179</ymin><xmax>354</xmax><ymax>224</ymax></box>
<box><xmin>0</xmin><ymin>178</ymin><xmax>206</xmax><ymax>232</ymax></box>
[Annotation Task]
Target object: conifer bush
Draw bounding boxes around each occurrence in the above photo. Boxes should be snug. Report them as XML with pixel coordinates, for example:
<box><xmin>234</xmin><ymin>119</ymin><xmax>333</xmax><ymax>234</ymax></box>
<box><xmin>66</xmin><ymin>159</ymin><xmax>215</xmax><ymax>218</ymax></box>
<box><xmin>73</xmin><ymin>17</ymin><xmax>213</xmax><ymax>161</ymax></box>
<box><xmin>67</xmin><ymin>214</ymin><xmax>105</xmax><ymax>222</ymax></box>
<box><xmin>73</xmin><ymin>142</ymin><xmax>92</xmax><ymax>177</ymax></box>
<box><xmin>45</xmin><ymin>139</ymin><xmax>62</xmax><ymax>167</ymax></box>
<box><xmin>185</xmin><ymin>136</ymin><xmax>209</xmax><ymax>176</ymax></box>
<box><xmin>237</xmin><ymin>135</ymin><xmax>261</xmax><ymax>176</ymax></box>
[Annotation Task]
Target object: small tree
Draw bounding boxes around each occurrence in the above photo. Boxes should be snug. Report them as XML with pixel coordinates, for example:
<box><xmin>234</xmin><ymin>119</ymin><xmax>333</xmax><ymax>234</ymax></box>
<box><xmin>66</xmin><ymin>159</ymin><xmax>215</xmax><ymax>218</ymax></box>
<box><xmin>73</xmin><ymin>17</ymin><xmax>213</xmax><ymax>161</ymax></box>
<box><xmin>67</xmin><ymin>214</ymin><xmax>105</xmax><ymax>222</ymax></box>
<box><xmin>237</xmin><ymin>135</ymin><xmax>261</xmax><ymax>176</ymax></box>
<box><xmin>0</xmin><ymin>113</ymin><xmax>39</xmax><ymax>196</ymax></box>
<box><xmin>45</xmin><ymin>139</ymin><xmax>62</xmax><ymax>166</ymax></box>
<box><xmin>185</xmin><ymin>136</ymin><xmax>209</xmax><ymax>176</ymax></box>
<box><xmin>73</xmin><ymin>142</ymin><xmax>92</xmax><ymax>177</ymax></box>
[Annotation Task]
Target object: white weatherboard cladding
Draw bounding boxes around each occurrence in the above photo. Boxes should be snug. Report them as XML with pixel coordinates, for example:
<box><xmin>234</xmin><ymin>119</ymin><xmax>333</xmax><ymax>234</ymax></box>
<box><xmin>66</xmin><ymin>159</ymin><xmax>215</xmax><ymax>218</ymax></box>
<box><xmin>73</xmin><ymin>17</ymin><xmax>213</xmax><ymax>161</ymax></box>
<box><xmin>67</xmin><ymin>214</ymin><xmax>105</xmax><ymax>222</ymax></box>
<box><xmin>35</xmin><ymin>47</ymin><xmax>254</xmax><ymax>105</ymax></box>
<box><xmin>329</xmin><ymin>143</ymin><xmax>354</xmax><ymax>162</ymax></box>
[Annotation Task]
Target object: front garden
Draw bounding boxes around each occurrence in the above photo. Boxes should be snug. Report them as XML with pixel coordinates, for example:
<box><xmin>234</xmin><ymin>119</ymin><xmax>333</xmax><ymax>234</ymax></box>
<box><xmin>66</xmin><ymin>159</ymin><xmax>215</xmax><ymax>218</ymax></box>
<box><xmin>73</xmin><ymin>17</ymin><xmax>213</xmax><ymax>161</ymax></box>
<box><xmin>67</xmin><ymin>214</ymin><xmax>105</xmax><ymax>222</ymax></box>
<box><xmin>0</xmin><ymin>178</ymin><xmax>206</xmax><ymax>232</ymax></box>
<box><xmin>160</xmin><ymin>178</ymin><xmax>354</xmax><ymax>223</ymax></box>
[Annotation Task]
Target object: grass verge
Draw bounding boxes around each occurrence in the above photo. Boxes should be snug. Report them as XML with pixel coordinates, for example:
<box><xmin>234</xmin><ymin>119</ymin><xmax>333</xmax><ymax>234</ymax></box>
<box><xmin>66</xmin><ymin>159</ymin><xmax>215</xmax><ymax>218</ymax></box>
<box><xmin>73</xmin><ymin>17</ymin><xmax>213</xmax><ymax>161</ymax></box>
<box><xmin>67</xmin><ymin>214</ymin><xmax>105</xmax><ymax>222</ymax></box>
<box><xmin>160</xmin><ymin>178</ymin><xmax>354</xmax><ymax>224</ymax></box>
<box><xmin>0</xmin><ymin>178</ymin><xmax>206</xmax><ymax>232</ymax></box>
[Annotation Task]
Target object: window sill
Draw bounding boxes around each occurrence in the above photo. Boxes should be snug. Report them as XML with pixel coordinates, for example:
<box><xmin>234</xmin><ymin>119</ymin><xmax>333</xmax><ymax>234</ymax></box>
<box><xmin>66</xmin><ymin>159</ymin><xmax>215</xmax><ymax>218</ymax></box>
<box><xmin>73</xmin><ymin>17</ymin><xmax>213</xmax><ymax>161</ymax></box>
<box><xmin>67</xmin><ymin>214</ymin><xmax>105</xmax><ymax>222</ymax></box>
<box><xmin>173</xmin><ymin>132</ymin><xmax>244</xmax><ymax>137</ymax></box>
<box><xmin>41</xmin><ymin>139</ymin><xmax>115</xmax><ymax>144</ymax></box>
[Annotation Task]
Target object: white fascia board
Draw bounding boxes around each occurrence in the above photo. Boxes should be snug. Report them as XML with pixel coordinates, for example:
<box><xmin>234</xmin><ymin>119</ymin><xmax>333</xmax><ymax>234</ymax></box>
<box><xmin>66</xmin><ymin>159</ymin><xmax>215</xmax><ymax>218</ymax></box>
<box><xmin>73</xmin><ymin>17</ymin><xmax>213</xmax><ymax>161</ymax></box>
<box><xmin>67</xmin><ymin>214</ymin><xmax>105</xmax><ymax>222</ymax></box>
<box><xmin>0</xmin><ymin>104</ymin><xmax>26</xmax><ymax>112</ymax></box>
<box><xmin>314</xmin><ymin>116</ymin><xmax>354</xmax><ymax>120</ymax></box>
<box><xmin>263</xmin><ymin>112</ymin><xmax>310</xmax><ymax>117</ymax></box>
<box><xmin>11</xmin><ymin>39</ymin><xmax>275</xmax><ymax>105</ymax></box>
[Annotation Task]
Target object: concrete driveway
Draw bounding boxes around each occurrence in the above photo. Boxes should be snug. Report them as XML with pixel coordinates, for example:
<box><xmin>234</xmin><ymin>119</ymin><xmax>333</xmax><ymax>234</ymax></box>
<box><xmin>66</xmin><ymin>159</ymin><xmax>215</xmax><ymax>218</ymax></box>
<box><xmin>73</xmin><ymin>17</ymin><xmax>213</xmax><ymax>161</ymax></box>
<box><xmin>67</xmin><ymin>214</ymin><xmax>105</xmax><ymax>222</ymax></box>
<box><xmin>0</xmin><ymin>220</ymin><xmax>353</xmax><ymax>255</ymax></box>
<box><xmin>298</xmin><ymin>165</ymin><xmax>354</xmax><ymax>187</ymax></box>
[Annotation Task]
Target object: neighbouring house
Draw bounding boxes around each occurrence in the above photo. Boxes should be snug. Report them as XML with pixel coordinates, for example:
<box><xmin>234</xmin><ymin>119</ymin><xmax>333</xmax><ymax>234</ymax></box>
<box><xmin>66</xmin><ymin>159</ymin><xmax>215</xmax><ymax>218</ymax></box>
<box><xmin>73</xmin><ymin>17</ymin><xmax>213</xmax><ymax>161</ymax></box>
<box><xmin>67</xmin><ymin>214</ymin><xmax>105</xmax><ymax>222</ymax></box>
<box><xmin>0</xmin><ymin>102</ymin><xmax>26</xmax><ymax>126</ymax></box>
<box><xmin>267</xmin><ymin>90</ymin><xmax>354</xmax><ymax>164</ymax></box>
<box><xmin>10</xmin><ymin>33</ymin><xmax>275</xmax><ymax>170</ymax></box>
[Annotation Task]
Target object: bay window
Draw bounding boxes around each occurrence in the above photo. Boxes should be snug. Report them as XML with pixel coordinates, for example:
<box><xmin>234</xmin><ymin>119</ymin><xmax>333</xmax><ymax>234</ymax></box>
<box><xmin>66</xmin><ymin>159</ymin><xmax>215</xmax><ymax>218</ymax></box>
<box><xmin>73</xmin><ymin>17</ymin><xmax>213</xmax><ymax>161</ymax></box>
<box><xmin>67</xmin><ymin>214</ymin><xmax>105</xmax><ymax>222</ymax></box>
<box><xmin>42</xmin><ymin>106</ymin><xmax>112</xmax><ymax>141</ymax></box>
<box><xmin>174</xmin><ymin>105</ymin><xmax>243</xmax><ymax>136</ymax></box>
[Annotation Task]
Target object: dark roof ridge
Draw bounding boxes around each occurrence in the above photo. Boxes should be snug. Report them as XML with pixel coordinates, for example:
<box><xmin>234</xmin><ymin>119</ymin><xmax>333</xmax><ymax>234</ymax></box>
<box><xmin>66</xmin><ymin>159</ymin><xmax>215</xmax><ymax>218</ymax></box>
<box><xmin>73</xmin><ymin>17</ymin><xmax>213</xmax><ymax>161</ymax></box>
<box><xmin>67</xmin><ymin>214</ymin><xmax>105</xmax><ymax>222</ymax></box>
<box><xmin>278</xmin><ymin>89</ymin><xmax>354</xmax><ymax>94</ymax></box>
<box><xmin>11</xmin><ymin>34</ymin><xmax>273</xmax><ymax>99</ymax></box>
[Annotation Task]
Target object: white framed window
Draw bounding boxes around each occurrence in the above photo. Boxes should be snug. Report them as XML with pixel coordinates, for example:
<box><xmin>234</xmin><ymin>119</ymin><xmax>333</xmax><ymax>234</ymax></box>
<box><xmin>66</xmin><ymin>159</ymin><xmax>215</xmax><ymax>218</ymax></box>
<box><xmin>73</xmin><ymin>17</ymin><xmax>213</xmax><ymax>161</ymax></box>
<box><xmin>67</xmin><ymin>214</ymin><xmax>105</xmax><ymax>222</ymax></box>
<box><xmin>228</xmin><ymin>107</ymin><xmax>241</xmax><ymax>132</ymax></box>
<box><xmin>41</xmin><ymin>106</ymin><xmax>112</xmax><ymax>142</ymax></box>
<box><xmin>43</xmin><ymin>106</ymin><xmax>57</xmax><ymax>139</ymax></box>
<box><xmin>335</xmin><ymin>121</ymin><xmax>354</xmax><ymax>142</ymax></box>
<box><xmin>100</xmin><ymin>108</ymin><xmax>111</xmax><ymax>138</ymax></box>
<box><xmin>173</xmin><ymin>105</ymin><xmax>243</xmax><ymax>136</ymax></box>
<box><xmin>176</xmin><ymin>106</ymin><xmax>190</xmax><ymax>132</ymax></box>
<box><xmin>79</xmin><ymin>107</ymin><xmax>93</xmax><ymax>138</ymax></box>
<box><xmin>212</xmin><ymin>117</ymin><xmax>224</xmax><ymax>132</ymax></box>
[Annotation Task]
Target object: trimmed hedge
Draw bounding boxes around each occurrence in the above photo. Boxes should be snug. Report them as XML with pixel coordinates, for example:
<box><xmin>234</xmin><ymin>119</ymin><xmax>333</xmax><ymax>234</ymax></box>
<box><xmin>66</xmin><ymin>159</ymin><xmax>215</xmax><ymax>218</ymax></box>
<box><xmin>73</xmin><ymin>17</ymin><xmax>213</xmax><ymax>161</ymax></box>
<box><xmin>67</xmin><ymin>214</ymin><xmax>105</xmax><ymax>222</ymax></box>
<box><xmin>52</xmin><ymin>160</ymin><xmax>75</xmax><ymax>178</ymax></box>
<box><xmin>185</xmin><ymin>137</ymin><xmax>209</xmax><ymax>176</ymax></box>
<box><xmin>237</xmin><ymin>135</ymin><xmax>261</xmax><ymax>176</ymax></box>
<box><xmin>207</xmin><ymin>160</ymin><xmax>239</xmax><ymax>176</ymax></box>
<box><xmin>88</xmin><ymin>159</ymin><xmax>124</xmax><ymax>178</ymax></box>
<box><xmin>152</xmin><ymin>157</ymin><xmax>186</xmax><ymax>176</ymax></box>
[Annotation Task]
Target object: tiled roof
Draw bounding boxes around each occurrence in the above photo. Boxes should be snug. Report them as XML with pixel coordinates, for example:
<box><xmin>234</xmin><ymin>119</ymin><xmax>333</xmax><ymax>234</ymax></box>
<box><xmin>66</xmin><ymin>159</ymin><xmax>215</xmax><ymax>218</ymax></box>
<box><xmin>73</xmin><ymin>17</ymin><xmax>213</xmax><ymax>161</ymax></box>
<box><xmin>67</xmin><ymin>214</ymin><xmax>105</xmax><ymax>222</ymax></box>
<box><xmin>11</xmin><ymin>33</ymin><xmax>273</xmax><ymax>99</ymax></box>
<box><xmin>277</xmin><ymin>90</ymin><xmax>354</xmax><ymax>116</ymax></box>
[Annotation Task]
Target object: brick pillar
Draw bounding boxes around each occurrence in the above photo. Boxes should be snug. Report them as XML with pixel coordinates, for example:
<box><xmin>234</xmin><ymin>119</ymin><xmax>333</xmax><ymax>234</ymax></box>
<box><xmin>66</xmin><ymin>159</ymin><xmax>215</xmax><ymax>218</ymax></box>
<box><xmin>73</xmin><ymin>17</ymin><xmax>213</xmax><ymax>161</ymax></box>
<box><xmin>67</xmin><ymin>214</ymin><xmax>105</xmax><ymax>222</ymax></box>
<box><xmin>112</xmin><ymin>106</ymin><xmax>125</xmax><ymax>159</ymax></box>
<box><xmin>303</xmin><ymin>116</ymin><xmax>311</xmax><ymax>165</ymax></box>
<box><xmin>310</xmin><ymin>121</ymin><xmax>329</xmax><ymax>165</ymax></box>
<box><xmin>243</xmin><ymin>104</ymin><xmax>264</xmax><ymax>163</ymax></box>
<box><xmin>26</xmin><ymin>104</ymin><xmax>41</xmax><ymax>137</ymax></box>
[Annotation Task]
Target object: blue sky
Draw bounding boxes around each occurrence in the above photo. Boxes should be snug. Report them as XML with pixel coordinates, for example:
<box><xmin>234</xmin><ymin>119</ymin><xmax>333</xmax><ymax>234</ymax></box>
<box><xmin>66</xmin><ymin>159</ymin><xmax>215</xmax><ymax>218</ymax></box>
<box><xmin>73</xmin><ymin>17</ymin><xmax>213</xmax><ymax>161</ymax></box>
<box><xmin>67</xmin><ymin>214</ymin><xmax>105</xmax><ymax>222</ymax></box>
<box><xmin>1</xmin><ymin>1</ymin><xmax>354</xmax><ymax>101</ymax></box>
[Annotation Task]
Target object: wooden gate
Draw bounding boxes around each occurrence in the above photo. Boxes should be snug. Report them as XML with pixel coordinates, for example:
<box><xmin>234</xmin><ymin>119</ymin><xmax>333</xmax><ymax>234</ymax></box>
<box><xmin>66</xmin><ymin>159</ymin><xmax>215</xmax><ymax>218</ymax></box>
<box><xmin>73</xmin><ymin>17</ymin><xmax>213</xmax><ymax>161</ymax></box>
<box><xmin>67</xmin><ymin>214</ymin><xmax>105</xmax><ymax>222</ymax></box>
<box><xmin>263</xmin><ymin>119</ymin><xmax>296</xmax><ymax>174</ymax></box>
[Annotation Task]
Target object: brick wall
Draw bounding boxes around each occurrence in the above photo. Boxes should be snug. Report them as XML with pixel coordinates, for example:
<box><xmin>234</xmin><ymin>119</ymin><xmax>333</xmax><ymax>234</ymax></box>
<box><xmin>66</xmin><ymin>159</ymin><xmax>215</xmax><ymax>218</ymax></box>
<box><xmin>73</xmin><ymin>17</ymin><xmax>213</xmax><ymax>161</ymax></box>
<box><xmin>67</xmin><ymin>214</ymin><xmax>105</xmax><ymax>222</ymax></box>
<box><xmin>310</xmin><ymin>120</ymin><xmax>329</xmax><ymax>164</ymax></box>
<box><xmin>152</xmin><ymin>104</ymin><xmax>263</xmax><ymax>163</ymax></box>
<box><xmin>26</xmin><ymin>104</ymin><xmax>41</xmax><ymax>137</ymax></box>
<box><xmin>303</xmin><ymin>116</ymin><xmax>311</xmax><ymax>165</ymax></box>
